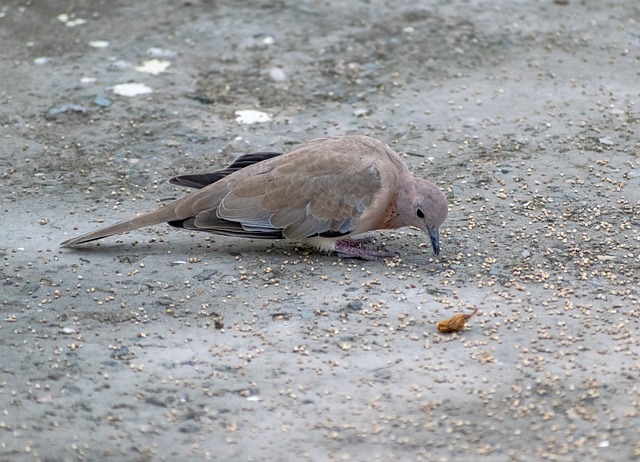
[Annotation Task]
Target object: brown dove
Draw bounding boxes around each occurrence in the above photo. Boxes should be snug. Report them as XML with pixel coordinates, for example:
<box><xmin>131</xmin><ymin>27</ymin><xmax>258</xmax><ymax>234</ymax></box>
<box><xmin>60</xmin><ymin>135</ymin><xmax>448</xmax><ymax>259</ymax></box>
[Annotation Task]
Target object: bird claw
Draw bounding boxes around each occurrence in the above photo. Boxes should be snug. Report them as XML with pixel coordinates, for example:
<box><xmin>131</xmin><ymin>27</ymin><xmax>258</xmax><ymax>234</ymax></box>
<box><xmin>334</xmin><ymin>238</ymin><xmax>398</xmax><ymax>261</ymax></box>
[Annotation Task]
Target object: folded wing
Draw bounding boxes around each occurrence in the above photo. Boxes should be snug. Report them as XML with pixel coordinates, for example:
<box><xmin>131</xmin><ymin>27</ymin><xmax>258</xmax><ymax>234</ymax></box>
<box><xmin>174</xmin><ymin>139</ymin><xmax>390</xmax><ymax>240</ymax></box>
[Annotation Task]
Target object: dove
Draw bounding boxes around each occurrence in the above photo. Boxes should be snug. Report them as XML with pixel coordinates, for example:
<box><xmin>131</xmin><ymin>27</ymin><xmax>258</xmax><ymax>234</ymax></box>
<box><xmin>60</xmin><ymin>135</ymin><xmax>448</xmax><ymax>259</ymax></box>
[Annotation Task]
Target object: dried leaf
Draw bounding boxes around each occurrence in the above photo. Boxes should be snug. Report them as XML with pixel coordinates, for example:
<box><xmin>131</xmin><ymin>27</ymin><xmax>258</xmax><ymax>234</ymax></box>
<box><xmin>437</xmin><ymin>308</ymin><xmax>478</xmax><ymax>333</ymax></box>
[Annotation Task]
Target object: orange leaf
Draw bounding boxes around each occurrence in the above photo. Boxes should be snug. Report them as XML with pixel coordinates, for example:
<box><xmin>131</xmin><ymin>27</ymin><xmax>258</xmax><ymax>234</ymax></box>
<box><xmin>437</xmin><ymin>308</ymin><xmax>478</xmax><ymax>333</ymax></box>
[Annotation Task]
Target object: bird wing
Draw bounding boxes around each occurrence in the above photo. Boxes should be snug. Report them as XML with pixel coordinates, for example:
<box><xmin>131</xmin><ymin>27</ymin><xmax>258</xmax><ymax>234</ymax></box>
<box><xmin>184</xmin><ymin>136</ymin><xmax>397</xmax><ymax>240</ymax></box>
<box><xmin>168</xmin><ymin>151</ymin><xmax>284</xmax><ymax>189</ymax></box>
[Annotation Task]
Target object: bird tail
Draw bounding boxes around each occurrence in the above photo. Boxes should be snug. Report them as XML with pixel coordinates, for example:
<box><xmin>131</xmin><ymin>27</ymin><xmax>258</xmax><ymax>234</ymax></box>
<box><xmin>60</xmin><ymin>204</ymin><xmax>181</xmax><ymax>247</ymax></box>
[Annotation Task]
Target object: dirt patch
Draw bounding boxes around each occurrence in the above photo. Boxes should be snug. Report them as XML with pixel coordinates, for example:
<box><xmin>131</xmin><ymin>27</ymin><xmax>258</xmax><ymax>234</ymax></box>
<box><xmin>1</xmin><ymin>0</ymin><xmax>639</xmax><ymax>461</ymax></box>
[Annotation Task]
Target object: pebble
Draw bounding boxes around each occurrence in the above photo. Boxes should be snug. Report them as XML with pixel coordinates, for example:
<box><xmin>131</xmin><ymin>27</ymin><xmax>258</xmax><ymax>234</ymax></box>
<box><xmin>234</xmin><ymin>109</ymin><xmax>271</xmax><ymax>124</ymax></box>
<box><xmin>112</xmin><ymin>83</ymin><xmax>153</xmax><ymax>97</ymax></box>
<box><xmin>111</xmin><ymin>346</ymin><xmax>130</xmax><ymax>359</ymax></box>
<box><xmin>93</xmin><ymin>97</ymin><xmax>113</xmax><ymax>107</ymax></box>
<box><xmin>147</xmin><ymin>47</ymin><xmax>177</xmax><ymax>58</ymax></box>
<box><xmin>57</xmin><ymin>13</ymin><xmax>87</xmax><ymax>27</ymax></box>
<box><xmin>46</xmin><ymin>103</ymin><xmax>89</xmax><ymax>119</ymax></box>
<box><xmin>89</xmin><ymin>40</ymin><xmax>109</xmax><ymax>48</ymax></box>
<box><xmin>269</xmin><ymin>67</ymin><xmax>287</xmax><ymax>81</ymax></box>
<box><xmin>108</xmin><ymin>58</ymin><xmax>130</xmax><ymax>70</ymax></box>
<box><xmin>135</xmin><ymin>59</ymin><xmax>171</xmax><ymax>75</ymax></box>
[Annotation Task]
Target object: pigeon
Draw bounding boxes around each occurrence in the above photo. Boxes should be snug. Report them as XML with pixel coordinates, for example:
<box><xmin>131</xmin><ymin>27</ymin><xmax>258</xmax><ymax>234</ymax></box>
<box><xmin>61</xmin><ymin>135</ymin><xmax>448</xmax><ymax>259</ymax></box>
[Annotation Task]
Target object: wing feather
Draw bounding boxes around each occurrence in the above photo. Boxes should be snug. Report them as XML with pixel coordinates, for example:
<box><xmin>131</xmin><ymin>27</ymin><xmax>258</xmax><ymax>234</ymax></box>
<box><xmin>169</xmin><ymin>152</ymin><xmax>283</xmax><ymax>189</ymax></box>
<box><xmin>171</xmin><ymin>136</ymin><xmax>399</xmax><ymax>240</ymax></box>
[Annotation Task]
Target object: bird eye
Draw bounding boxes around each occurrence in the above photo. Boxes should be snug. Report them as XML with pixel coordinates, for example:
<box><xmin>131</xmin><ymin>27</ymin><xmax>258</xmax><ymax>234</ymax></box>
<box><xmin>416</xmin><ymin>209</ymin><xmax>425</xmax><ymax>219</ymax></box>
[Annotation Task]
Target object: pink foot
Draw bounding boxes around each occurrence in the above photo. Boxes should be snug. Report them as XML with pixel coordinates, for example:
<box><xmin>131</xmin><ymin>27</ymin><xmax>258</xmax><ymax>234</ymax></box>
<box><xmin>334</xmin><ymin>238</ymin><xmax>398</xmax><ymax>261</ymax></box>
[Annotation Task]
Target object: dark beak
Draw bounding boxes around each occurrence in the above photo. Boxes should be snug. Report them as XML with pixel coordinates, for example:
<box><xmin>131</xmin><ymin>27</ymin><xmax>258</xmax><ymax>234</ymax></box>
<box><xmin>428</xmin><ymin>227</ymin><xmax>440</xmax><ymax>256</ymax></box>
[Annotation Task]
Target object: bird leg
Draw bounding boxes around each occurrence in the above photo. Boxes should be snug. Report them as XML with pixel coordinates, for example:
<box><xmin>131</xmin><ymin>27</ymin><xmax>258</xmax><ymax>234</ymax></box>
<box><xmin>334</xmin><ymin>237</ymin><xmax>398</xmax><ymax>261</ymax></box>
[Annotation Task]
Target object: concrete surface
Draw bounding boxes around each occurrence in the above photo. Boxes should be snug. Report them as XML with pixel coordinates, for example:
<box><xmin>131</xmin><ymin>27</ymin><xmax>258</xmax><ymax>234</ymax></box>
<box><xmin>1</xmin><ymin>0</ymin><xmax>639</xmax><ymax>461</ymax></box>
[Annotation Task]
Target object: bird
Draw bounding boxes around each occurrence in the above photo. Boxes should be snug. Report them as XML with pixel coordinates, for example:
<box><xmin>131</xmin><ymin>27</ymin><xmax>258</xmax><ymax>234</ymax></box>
<box><xmin>60</xmin><ymin>135</ymin><xmax>448</xmax><ymax>260</ymax></box>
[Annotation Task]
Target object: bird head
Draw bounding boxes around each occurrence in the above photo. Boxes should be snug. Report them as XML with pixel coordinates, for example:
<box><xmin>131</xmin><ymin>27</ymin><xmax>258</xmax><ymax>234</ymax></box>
<box><xmin>398</xmin><ymin>177</ymin><xmax>448</xmax><ymax>255</ymax></box>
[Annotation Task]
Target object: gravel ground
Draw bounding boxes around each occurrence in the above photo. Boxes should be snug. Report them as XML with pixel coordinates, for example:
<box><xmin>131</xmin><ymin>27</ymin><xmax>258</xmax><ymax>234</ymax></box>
<box><xmin>1</xmin><ymin>0</ymin><xmax>639</xmax><ymax>461</ymax></box>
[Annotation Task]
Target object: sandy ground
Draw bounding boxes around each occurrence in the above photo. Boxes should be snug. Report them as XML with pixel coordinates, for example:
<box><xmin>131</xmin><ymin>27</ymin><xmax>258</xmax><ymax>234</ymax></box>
<box><xmin>1</xmin><ymin>0</ymin><xmax>639</xmax><ymax>461</ymax></box>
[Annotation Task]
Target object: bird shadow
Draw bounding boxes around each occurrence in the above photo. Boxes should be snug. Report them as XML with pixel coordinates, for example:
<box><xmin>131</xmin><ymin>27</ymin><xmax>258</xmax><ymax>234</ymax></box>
<box><xmin>57</xmin><ymin>234</ymin><xmax>347</xmax><ymax>263</ymax></box>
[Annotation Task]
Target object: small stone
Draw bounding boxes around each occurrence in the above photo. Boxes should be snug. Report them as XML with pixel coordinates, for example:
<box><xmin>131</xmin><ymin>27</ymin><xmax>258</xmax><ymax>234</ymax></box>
<box><xmin>111</xmin><ymin>346</ymin><xmax>130</xmax><ymax>359</ymax></box>
<box><xmin>147</xmin><ymin>47</ymin><xmax>176</xmax><ymax>58</ymax></box>
<box><xmin>57</xmin><ymin>13</ymin><xmax>87</xmax><ymax>27</ymax></box>
<box><xmin>93</xmin><ymin>97</ymin><xmax>112</xmax><ymax>107</ymax></box>
<box><xmin>89</xmin><ymin>40</ymin><xmax>109</xmax><ymax>48</ymax></box>
<box><xmin>112</xmin><ymin>83</ymin><xmax>153</xmax><ymax>97</ymax></box>
<box><xmin>234</xmin><ymin>109</ymin><xmax>271</xmax><ymax>124</ymax></box>
<box><xmin>46</xmin><ymin>103</ymin><xmax>89</xmax><ymax>120</ymax></box>
<box><xmin>135</xmin><ymin>59</ymin><xmax>171</xmax><ymax>75</ymax></box>
<box><xmin>269</xmin><ymin>67</ymin><xmax>287</xmax><ymax>81</ymax></box>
